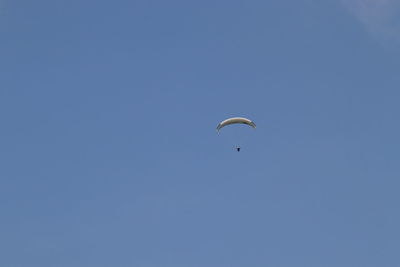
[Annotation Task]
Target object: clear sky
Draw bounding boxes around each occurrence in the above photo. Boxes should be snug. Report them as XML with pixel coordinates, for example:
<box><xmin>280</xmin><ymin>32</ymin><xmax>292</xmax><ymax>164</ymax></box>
<box><xmin>1</xmin><ymin>0</ymin><xmax>400</xmax><ymax>266</ymax></box>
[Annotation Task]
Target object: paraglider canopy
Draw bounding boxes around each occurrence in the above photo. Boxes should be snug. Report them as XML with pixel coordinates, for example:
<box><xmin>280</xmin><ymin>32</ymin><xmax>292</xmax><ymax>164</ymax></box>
<box><xmin>216</xmin><ymin>117</ymin><xmax>256</xmax><ymax>132</ymax></box>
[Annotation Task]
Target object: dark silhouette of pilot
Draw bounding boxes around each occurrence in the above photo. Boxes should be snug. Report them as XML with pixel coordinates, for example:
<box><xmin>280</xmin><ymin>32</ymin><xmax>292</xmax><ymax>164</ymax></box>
<box><xmin>236</xmin><ymin>147</ymin><xmax>241</xmax><ymax>152</ymax></box>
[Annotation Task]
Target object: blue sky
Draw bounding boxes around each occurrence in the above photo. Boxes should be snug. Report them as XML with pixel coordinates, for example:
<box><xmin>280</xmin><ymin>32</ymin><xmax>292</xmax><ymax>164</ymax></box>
<box><xmin>1</xmin><ymin>0</ymin><xmax>400</xmax><ymax>266</ymax></box>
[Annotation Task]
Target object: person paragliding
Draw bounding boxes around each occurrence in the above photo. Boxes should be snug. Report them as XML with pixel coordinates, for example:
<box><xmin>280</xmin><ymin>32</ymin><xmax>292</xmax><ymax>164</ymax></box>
<box><xmin>216</xmin><ymin>117</ymin><xmax>256</xmax><ymax>152</ymax></box>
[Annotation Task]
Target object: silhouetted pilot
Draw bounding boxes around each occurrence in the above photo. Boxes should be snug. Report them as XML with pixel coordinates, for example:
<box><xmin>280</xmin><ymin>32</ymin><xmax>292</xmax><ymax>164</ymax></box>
<box><xmin>236</xmin><ymin>147</ymin><xmax>241</xmax><ymax>152</ymax></box>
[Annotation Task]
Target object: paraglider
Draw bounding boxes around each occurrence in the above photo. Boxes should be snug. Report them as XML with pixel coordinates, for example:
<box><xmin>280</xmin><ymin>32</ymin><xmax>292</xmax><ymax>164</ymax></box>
<box><xmin>216</xmin><ymin>117</ymin><xmax>256</xmax><ymax>132</ymax></box>
<box><xmin>216</xmin><ymin>117</ymin><xmax>256</xmax><ymax>152</ymax></box>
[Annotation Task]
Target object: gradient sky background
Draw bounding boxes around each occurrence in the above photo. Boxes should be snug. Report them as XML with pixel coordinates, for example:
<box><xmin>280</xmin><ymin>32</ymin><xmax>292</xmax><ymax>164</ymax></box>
<box><xmin>1</xmin><ymin>0</ymin><xmax>400</xmax><ymax>266</ymax></box>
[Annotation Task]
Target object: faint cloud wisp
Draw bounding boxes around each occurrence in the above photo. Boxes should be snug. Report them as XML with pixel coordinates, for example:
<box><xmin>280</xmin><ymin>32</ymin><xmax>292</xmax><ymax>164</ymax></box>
<box><xmin>341</xmin><ymin>0</ymin><xmax>400</xmax><ymax>43</ymax></box>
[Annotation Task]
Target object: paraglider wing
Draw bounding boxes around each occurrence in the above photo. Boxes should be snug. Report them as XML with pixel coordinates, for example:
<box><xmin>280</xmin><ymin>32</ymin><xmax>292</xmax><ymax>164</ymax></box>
<box><xmin>216</xmin><ymin>117</ymin><xmax>256</xmax><ymax>132</ymax></box>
